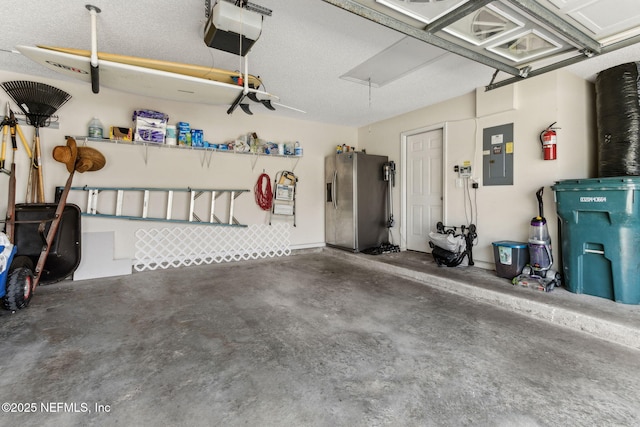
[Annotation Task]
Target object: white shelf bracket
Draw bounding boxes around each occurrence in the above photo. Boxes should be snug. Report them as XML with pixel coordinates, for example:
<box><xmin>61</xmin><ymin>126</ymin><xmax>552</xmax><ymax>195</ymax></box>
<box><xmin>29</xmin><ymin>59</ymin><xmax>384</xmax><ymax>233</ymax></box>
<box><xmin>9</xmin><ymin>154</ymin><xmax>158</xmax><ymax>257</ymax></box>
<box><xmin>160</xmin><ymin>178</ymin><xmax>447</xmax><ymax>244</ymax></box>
<box><xmin>142</xmin><ymin>143</ymin><xmax>149</xmax><ymax>165</ymax></box>
<box><xmin>200</xmin><ymin>148</ymin><xmax>214</xmax><ymax>168</ymax></box>
<box><xmin>290</xmin><ymin>157</ymin><xmax>300</xmax><ymax>172</ymax></box>
<box><xmin>250</xmin><ymin>154</ymin><xmax>260</xmax><ymax>172</ymax></box>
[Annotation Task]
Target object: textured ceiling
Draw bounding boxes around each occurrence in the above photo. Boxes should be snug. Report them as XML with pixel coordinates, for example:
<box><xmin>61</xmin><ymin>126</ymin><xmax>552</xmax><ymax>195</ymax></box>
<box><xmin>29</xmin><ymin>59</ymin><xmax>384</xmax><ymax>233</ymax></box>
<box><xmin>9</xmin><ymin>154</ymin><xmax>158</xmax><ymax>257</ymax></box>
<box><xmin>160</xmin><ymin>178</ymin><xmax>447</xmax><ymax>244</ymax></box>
<box><xmin>1</xmin><ymin>0</ymin><xmax>639</xmax><ymax>127</ymax></box>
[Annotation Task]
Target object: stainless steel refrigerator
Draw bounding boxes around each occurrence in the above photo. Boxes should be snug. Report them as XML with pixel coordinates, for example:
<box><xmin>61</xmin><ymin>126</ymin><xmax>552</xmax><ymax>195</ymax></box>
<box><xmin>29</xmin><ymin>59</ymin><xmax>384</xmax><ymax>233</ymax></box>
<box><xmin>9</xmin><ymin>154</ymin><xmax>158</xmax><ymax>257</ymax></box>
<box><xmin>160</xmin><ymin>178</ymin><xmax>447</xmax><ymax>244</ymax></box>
<box><xmin>325</xmin><ymin>152</ymin><xmax>388</xmax><ymax>252</ymax></box>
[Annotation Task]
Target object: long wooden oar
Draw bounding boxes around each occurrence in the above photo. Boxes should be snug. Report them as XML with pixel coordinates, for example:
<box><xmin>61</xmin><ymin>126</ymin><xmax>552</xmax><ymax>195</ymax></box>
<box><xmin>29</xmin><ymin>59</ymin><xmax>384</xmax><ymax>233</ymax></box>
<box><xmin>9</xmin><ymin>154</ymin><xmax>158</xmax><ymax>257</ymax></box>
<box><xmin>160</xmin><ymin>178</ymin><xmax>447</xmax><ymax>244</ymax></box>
<box><xmin>32</xmin><ymin>167</ymin><xmax>75</xmax><ymax>289</ymax></box>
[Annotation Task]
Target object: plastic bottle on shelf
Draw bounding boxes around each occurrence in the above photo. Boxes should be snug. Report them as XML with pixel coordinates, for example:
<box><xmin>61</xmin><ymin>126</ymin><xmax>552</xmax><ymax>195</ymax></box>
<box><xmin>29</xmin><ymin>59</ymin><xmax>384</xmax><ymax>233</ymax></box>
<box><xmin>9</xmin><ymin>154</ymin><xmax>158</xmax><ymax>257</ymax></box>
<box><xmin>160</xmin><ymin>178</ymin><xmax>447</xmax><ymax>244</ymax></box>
<box><xmin>88</xmin><ymin>117</ymin><xmax>104</xmax><ymax>138</ymax></box>
<box><xmin>165</xmin><ymin>125</ymin><xmax>177</xmax><ymax>145</ymax></box>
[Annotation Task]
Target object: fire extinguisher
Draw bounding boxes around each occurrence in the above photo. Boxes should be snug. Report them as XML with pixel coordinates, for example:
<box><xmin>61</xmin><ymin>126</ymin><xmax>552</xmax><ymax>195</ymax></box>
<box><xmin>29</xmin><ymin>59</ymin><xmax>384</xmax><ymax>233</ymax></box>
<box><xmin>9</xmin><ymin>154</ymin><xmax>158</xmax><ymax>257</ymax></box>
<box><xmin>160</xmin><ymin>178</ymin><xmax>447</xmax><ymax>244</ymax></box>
<box><xmin>539</xmin><ymin>122</ymin><xmax>558</xmax><ymax>160</ymax></box>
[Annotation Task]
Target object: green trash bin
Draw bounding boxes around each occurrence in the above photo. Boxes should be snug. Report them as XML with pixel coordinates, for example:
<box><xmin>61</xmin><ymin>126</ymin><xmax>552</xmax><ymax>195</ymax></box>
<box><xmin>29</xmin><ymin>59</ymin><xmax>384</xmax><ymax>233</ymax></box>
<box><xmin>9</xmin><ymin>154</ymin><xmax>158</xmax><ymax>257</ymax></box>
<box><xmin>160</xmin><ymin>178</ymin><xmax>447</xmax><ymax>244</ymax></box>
<box><xmin>552</xmin><ymin>177</ymin><xmax>640</xmax><ymax>304</ymax></box>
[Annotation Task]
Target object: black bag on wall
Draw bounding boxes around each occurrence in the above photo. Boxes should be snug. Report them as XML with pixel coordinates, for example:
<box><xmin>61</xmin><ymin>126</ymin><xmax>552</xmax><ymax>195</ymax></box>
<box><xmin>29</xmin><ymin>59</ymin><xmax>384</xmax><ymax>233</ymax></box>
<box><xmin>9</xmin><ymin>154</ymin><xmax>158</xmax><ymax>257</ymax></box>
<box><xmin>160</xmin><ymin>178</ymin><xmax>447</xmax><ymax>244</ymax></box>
<box><xmin>595</xmin><ymin>62</ymin><xmax>640</xmax><ymax>177</ymax></box>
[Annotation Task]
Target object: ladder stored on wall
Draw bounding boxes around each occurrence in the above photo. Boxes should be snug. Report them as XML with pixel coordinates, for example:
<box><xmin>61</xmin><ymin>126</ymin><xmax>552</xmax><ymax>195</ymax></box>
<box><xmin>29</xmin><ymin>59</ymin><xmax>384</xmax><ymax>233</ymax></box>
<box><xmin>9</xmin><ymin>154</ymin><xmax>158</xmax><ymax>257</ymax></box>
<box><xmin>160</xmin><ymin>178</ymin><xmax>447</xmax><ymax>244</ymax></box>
<box><xmin>56</xmin><ymin>186</ymin><xmax>250</xmax><ymax>227</ymax></box>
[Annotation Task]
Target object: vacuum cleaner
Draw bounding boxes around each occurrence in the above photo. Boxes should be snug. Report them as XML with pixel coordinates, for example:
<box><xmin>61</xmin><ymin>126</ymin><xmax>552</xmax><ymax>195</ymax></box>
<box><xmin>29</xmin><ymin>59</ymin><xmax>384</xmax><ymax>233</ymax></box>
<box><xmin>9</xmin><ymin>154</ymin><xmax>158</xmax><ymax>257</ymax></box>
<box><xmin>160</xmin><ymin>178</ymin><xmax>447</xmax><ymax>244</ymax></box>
<box><xmin>361</xmin><ymin>161</ymin><xmax>400</xmax><ymax>255</ymax></box>
<box><xmin>513</xmin><ymin>187</ymin><xmax>561</xmax><ymax>291</ymax></box>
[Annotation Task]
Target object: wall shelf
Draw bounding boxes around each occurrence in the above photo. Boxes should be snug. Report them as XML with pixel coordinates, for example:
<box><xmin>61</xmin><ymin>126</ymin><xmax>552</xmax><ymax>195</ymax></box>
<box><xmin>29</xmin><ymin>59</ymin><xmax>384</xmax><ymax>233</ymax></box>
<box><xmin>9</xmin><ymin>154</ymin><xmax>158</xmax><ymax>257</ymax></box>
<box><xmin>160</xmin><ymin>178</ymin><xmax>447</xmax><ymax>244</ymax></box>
<box><xmin>71</xmin><ymin>136</ymin><xmax>302</xmax><ymax>171</ymax></box>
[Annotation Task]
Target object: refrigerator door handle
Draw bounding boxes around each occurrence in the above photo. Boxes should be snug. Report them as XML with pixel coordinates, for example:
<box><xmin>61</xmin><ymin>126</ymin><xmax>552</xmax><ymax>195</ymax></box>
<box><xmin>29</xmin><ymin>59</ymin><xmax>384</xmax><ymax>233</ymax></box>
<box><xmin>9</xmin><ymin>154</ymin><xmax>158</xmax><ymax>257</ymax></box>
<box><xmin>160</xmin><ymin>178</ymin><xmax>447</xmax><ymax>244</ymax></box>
<box><xmin>332</xmin><ymin>170</ymin><xmax>338</xmax><ymax>209</ymax></box>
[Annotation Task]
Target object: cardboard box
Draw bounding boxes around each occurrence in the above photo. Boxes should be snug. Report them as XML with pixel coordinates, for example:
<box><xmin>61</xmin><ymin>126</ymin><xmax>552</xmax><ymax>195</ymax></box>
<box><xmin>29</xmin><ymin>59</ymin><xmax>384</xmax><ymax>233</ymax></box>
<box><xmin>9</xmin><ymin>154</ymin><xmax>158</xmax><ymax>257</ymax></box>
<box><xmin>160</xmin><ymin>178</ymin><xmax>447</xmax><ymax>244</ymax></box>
<box><xmin>110</xmin><ymin>126</ymin><xmax>132</xmax><ymax>141</ymax></box>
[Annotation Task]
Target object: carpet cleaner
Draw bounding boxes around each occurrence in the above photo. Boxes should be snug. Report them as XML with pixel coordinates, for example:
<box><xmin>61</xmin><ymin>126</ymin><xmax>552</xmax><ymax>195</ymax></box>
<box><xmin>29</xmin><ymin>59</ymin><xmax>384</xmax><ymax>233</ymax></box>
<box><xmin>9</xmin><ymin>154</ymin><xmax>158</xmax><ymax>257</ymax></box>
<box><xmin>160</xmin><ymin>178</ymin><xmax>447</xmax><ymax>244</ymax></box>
<box><xmin>513</xmin><ymin>187</ymin><xmax>561</xmax><ymax>291</ymax></box>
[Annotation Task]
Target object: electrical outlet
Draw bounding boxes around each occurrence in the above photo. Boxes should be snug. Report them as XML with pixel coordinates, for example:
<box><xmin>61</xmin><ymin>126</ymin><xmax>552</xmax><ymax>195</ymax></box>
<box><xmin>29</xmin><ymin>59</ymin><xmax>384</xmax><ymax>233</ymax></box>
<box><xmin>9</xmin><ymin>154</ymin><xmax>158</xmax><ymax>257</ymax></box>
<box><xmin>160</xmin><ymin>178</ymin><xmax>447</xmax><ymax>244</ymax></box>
<box><xmin>459</xmin><ymin>165</ymin><xmax>472</xmax><ymax>178</ymax></box>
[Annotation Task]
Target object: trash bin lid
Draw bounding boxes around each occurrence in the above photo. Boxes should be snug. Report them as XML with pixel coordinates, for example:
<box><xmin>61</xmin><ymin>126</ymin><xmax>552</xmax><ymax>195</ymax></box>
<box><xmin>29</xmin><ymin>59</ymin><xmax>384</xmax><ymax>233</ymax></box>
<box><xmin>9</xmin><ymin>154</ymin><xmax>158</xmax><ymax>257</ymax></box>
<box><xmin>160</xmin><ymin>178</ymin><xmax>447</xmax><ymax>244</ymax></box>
<box><xmin>552</xmin><ymin>176</ymin><xmax>640</xmax><ymax>191</ymax></box>
<box><xmin>492</xmin><ymin>241</ymin><xmax>528</xmax><ymax>248</ymax></box>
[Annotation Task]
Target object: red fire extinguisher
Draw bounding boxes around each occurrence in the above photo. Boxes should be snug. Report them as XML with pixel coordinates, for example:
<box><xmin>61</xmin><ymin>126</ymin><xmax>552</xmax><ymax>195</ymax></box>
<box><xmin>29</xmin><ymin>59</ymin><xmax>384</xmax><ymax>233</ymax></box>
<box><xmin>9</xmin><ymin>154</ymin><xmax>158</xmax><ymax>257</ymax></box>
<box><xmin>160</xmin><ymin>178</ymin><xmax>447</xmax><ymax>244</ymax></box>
<box><xmin>540</xmin><ymin>122</ymin><xmax>558</xmax><ymax>160</ymax></box>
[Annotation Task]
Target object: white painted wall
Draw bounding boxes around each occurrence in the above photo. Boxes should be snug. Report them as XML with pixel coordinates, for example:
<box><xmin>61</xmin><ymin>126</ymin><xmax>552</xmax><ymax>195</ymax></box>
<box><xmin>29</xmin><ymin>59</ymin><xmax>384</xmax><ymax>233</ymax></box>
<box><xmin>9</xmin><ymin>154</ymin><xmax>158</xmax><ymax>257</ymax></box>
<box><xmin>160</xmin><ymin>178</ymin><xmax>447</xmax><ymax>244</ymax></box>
<box><xmin>0</xmin><ymin>70</ymin><xmax>357</xmax><ymax>259</ymax></box>
<box><xmin>359</xmin><ymin>70</ymin><xmax>596</xmax><ymax>269</ymax></box>
<box><xmin>1</xmin><ymin>68</ymin><xmax>596</xmax><ymax>272</ymax></box>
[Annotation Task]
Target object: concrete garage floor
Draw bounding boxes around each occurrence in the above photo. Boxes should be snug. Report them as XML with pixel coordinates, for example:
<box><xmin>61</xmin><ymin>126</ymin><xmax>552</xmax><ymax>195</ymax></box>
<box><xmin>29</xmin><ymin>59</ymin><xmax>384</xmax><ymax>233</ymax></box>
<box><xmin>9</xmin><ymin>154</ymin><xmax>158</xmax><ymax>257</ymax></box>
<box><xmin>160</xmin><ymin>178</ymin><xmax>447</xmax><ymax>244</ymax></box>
<box><xmin>1</xmin><ymin>248</ymin><xmax>639</xmax><ymax>426</ymax></box>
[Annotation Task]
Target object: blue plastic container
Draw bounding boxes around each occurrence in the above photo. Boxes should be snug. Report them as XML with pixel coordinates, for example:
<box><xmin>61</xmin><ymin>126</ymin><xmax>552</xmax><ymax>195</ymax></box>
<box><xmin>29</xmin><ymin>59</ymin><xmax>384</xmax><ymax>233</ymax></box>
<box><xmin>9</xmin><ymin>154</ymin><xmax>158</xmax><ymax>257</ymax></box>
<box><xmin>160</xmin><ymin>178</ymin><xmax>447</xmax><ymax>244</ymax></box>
<box><xmin>492</xmin><ymin>241</ymin><xmax>529</xmax><ymax>279</ymax></box>
<box><xmin>552</xmin><ymin>177</ymin><xmax>640</xmax><ymax>304</ymax></box>
<box><xmin>0</xmin><ymin>243</ymin><xmax>17</xmax><ymax>299</ymax></box>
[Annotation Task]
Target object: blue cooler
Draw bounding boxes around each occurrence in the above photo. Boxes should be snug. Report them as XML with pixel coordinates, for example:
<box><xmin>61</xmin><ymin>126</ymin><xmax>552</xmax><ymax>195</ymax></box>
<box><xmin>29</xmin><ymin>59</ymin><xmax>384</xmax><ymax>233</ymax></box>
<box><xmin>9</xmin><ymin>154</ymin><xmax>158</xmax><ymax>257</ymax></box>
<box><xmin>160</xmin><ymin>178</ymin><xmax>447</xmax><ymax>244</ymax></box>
<box><xmin>0</xmin><ymin>237</ymin><xmax>18</xmax><ymax>299</ymax></box>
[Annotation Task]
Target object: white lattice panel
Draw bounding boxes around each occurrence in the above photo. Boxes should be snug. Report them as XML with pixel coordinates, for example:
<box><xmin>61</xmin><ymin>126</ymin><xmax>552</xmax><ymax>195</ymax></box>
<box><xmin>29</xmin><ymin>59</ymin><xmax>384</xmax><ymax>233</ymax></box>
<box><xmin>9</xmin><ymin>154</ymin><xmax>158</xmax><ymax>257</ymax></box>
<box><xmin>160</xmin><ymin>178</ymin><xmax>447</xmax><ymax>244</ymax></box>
<box><xmin>134</xmin><ymin>224</ymin><xmax>291</xmax><ymax>271</ymax></box>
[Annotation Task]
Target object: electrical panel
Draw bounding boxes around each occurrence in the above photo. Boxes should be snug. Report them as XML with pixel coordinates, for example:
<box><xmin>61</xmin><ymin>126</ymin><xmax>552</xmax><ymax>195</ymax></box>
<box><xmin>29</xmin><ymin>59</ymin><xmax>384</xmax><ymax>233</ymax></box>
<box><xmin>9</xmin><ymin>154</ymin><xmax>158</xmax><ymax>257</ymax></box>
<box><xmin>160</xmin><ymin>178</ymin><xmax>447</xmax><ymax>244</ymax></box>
<box><xmin>482</xmin><ymin>123</ymin><xmax>513</xmax><ymax>186</ymax></box>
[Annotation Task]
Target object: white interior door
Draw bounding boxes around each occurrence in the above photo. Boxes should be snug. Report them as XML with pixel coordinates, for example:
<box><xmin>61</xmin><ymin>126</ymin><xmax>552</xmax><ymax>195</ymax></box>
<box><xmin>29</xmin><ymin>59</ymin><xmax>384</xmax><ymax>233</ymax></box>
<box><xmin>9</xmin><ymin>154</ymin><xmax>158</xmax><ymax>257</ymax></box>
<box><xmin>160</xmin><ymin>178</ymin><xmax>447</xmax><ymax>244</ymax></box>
<box><xmin>406</xmin><ymin>128</ymin><xmax>443</xmax><ymax>252</ymax></box>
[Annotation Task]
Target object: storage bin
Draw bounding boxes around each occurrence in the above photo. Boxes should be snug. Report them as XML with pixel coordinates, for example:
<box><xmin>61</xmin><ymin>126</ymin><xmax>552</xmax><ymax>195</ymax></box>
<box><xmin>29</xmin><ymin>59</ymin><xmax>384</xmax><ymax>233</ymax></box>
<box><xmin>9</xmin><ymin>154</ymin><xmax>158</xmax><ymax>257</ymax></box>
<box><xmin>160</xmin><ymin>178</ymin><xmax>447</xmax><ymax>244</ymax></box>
<box><xmin>492</xmin><ymin>241</ymin><xmax>529</xmax><ymax>279</ymax></box>
<box><xmin>552</xmin><ymin>177</ymin><xmax>640</xmax><ymax>304</ymax></box>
